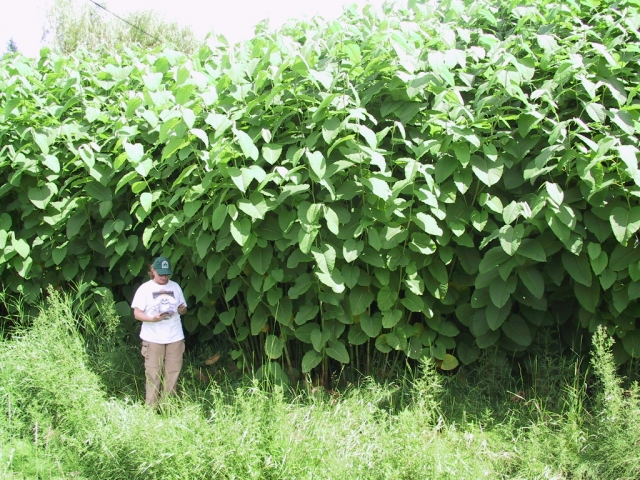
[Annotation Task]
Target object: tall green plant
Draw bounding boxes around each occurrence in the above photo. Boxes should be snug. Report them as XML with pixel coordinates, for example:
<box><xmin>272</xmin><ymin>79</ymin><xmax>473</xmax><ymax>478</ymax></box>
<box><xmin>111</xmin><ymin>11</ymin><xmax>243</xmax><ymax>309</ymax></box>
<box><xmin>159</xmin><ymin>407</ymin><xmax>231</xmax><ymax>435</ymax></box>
<box><xmin>1</xmin><ymin>0</ymin><xmax>639</xmax><ymax>379</ymax></box>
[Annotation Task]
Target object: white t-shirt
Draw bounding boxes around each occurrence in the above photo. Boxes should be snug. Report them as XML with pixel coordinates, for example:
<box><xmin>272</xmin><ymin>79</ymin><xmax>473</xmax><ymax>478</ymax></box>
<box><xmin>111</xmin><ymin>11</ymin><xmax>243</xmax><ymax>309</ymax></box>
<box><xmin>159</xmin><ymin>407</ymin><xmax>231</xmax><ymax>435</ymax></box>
<box><xmin>131</xmin><ymin>279</ymin><xmax>187</xmax><ymax>344</ymax></box>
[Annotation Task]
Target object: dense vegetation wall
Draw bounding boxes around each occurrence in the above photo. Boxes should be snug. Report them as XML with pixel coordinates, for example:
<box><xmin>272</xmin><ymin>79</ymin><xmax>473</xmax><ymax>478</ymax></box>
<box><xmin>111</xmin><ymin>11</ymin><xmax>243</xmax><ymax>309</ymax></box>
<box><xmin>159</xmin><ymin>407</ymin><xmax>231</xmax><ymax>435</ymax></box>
<box><xmin>1</xmin><ymin>0</ymin><xmax>639</xmax><ymax>377</ymax></box>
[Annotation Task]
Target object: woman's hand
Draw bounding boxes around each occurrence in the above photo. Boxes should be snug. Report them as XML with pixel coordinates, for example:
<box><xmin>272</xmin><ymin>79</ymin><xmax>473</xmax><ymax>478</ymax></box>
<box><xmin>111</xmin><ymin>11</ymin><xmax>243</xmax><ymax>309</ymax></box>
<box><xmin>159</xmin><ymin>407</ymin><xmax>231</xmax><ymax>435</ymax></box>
<box><xmin>177</xmin><ymin>304</ymin><xmax>187</xmax><ymax>315</ymax></box>
<box><xmin>134</xmin><ymin>307</ymin><xmax>165</xmax><ymax>322</ymax></box>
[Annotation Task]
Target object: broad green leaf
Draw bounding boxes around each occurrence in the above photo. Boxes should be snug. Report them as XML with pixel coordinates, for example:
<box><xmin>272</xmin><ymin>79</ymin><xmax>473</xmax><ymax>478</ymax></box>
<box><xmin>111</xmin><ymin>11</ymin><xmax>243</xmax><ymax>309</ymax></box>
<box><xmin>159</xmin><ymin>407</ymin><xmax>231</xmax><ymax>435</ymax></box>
<box><xmin>401</xmin><ymin>290</ymin><xmax>425</xmax><ymax>312</ymax></box>
<box><xmin>140</xmin><ymin>192</ymin><xmax>153</xmax><ymax>212</ymax></box>
<box><xmin>587</xmin><ymin>242</ymin><xmax>601</xmax><ymax>259</ymax></box>
<box><xmin>453</xmin><ymin>168</ymin><xmax>472</xmax><ymax>194</ymax></box>
<box><xmin>518</xmin><ymin>112</ymin><xmax>543</xmax><ymax>136</ymax></box>
<box><xmin>518</xmin><ymin>267</ymin><xmax>545</xmax><ymax>299</ymax></box>
<box><xmin>142</xmin><ymin>72</ymin><xmax>163</xmax><ymax>90</ymax></box>
<box><xmin>471</xmin><ymin>210</ymin><xmax>488</xmax><ymax>231</ymax></box>
<box><xmin>307</xmin><ymin>150</ymin><xmax>326</xmax><ymax>180</ymax></box>
<box><xmin>517</xmin><ymin>238</ymin><xmax>546</xmax><ymax>262</ymax></box>
<box><xmin>42</xmin><ymin>155</ymin><xmax>60</xmax><ymax>173</ymax></box>
<box><xmin>545</xmin><ymin>182</ymin><xmax>564</xmax><ymax>206</ymax></box>
<box><xmin>354</xmin><ymin>125</ymin><xmax>378</xmax><ymax>148</ymax></box>
<box><xmin>206</xmin><ymin>254</ymin><xmax>221</xmax><ymax>279</ymax></box>
<box><xmin>342</xmin><ymin>264</ymin><xmax>361</xmax><ymax>289</ymax></box>
<box><xmin>609</xmin><ymin>244</ymin><xmax>640</xmax><ymax>271</ymax></box>
<box><xmin>262</xmin><ymin>144</ymin><xmax>282</xmax><ymax>164</ymax></box>
<box><xmin>124</xmin><ymin>142</ymin><xmax>144</xmax><ymax>163</ymax></box>
<box><xmin>561</xmin><ymin>252</ymin><xmax>592</xmax><ymax>286</ymax></box>
<box><xmin>457</xmin><ymin>342</ymin><xmax>481</xmax><ymax>365</ymax></box>
<box><xmin>52</xmin><ymin>245</ymin><xmax>67</xmax><ymax>265</ymax></box>
<box><xmin>590</xmin><ymin>251</ymin><xmax>608</xmax><ymax>275</ymax></box>
<box><xmin>366</xmin><ymin>177</ymin><xmax>392</xmax><ymax>201</ymax></box>
<box><xmin>32</xmin><ymin>131</ymin><xmax>49</xmax><ymax>154</ymax></box>
<box><xmin>289</xmin><ymin>273</ymin><xmax>312</xmax><ymax>299</ymax></box>
<box><xmin>264</xmin><ymin>335</ymin><xmax>284</xmax><ymax>360</ymax></box>
<box><xmin>12</xmin><ymin>237</ymin><xmax>30</xmax><ymax>258</ymax></box>
<box><xmin>273</xmin><ymin>298</ymin><xmax>293</xmax><ymax>326</ymax></box>
<box><xmin>311</xmin><ymin>244</ymin><xmax>337</xmax><ymax>274</ymax></box>
<box><xmin>299</xmin><ymin>229</ymin><xmax>318</xmax><ymax>254</ymax></box>
<box><xmin>211</xmin><ymin>204</ymin><xmax>227</xmax><ymax>230</ymax></box>
<box><xmin>585</xmin><ymin>103</ymin><xmax>606</xmax><ymax>123</ymax></box>
<box><xmin>238</xmin><ymin>193</ymin><xmax>268</xmax><ymax>220</ymax></box>
<box><xmin>249</xmin><ymin>246</ymin><xmax>273</xmax><ymax>275</ymax></box>
<box><xmin>184</xmin><ymin>200</ymin><xmax>202</xmax><ymax>218</ymax></box>
<box><xmin>228</xmin><ymin>166</ymin><xmax>254</xmax><ymax>193</ymax></box>
<box><xmin>613</xmin><ymin>110</ymin><xmax>635</xmax><ymax>135</ymax></box>
<box><xmin>250</xmin><ymin>312</ymin><xmax>268</xmax><ymax>335</ymax></box>
<box><xmin>489</xmin><ymin>276</ymin><xmax>517</xmax><ymax>308</ymax></box>
<box><xmin>322</xmin><ymin>117</ymin><xmax>342</xmax><ymax>144</ymax></box>
<box><xmin>361</xmin><ymin>312</ymin><xmax>382</xmax><ymax>337</ymax></box>
<box><xmin>440</xmin><ymin>354</ymin><xmax>459</xmax><ymax>371</ymax></box>
<box><xmin>377</xmin><ymin>286</ymin><xmax>398</xmax><ymax>311</ymax></box>
<box><xmin>437</xmin><ymin>321</ymin><xmax>460</xmax><ymax>337</ymax></box>
<box><xmin>343</xmin><ymin>239</ymin><xmax>363</xmax><ymax>263</ymax></box>
<box><xmin>235</xmin><ymin>129</ymin><xmax>259</xmax><ymax>160</ymax></box>
<box><xmin>479</xmin><ymin>194</ymin><xmax>503</xmax><ymax>214</ymax></box>
<box><xmin>435</xmin><ymin>156</ymin><xmax>458</xmax><ymax>183</ymax></box>
<box><xmin>28</xmin><ymin>183</ymin><xmax>56</xmax><ymax>209</ymax></box>
<box><xmin>478</xmin><ymin>247</ymin><xmax>509</xmax><ymax>274</ymax></box>
<box><xmin>85</xmin><ymin>182</ymin><xmax>112</xmax><ymax>202</ymax></box>
<box><xmin>324</xmin><ymin>206</ymin><xmax>340</xmax><ymax>235</ymax></box>
<box><xmin>471</xmin><ymin>155</ymin><xmax>503</xmax><ymax>187</ymax></box>
<box><xmin>326</xmin><ymin>340</ymin><xmax>349</xmax><ymax>364</ymax></box>
<box><xmin>502</xmin><ymin>315</ymin><xmax>532</xmax><ymax>346</ymax></box>
<box><xmin>67</xmin><ymin>211</ymin><xmax>89</xmax><ymax>240</ymax></box>
<box><xmin>452</xmin><ymin>143</ymin><xmax>470</xmax><ymax>165</ymax></box>
<box><xmin>315</xmin><ymin>269</ymin><xmax>345</xmax><ymax>293</ymax></box>
<box><xmin>196</xmin><ymin>232</ymin><xmax>213</xmax><ymax>259</ymax></box>
<box><xmin>618</xmin><ymin>145</ymin><xmax>638</xmax><ymax>177</ymax></box>
<box><xmin>498</xmin><ymin>224</ymin><xmax>524</xmax><ymax>256</ymax></box>
<box><xmin>172</xmin><ymin>164</ymin><xmax>198</xmax><ymax>188</ymax></box>
<box><xmin>414</xmin><ymin>212</ymin><xmax>443</xmax><ymax>236</ymax></box>
<box><xmin>502</xmin><ymin>201</ymin><xmax>522</xmax><ymax>225</ymax></box>
<box><xmin>301</xmin><ymin>349</ymin><xmax>323</xmax><ymax>372</ymax></box>
<box><xmin>382</xmin><ymin>309</ymin><xmax>402</xmax><ymax>328</ymax></box>
<box><xmin>347</xmin><ymin>324</ymin><xmax>369</xmax><ymax>345</ymax></box>
<box><xmin>475</xmin><ymin>329</ymin><xmax>501</xmax><ymax>348</ymax></box>
<box><xmin>295</xmin><ymin>304</ymin><xmax>319</xmax><ymax>325</ymax></box>
<box><xmin>295</xmin><ymin>323</ymin><xmax>322</xmax><ymax>344</ymax></box>
<box><xmin>610</xmin><ymin>206</ymin><xmax>640</xmax><ymax>245</ymax></box>
<box><xmin>584</xmin><ymin>210</ymin><xmax>611</xmax><ymax>243</ymax></box>
<box><xmin>486</xmin><ymin>301</ymin><xmax>511</xmax><ymax>330</ymax></box>
<box><xmin>599</xmin><ymin>269</ymin><xmax>616</xmax><ymax>290</ymax></box>
<box><xmin>546</xmin><ymin>210</ymin><xmax>570</xmax><ymax>243</ymax></box>
<box><xmin>230</xmin><ymin>218</ymin><xmax>251</xmax><ymax>246</ymax></box>
<box><xmin>349</xmin><ymin>287</ymin><xmax>374</xmax><ymax>316</ymax></box>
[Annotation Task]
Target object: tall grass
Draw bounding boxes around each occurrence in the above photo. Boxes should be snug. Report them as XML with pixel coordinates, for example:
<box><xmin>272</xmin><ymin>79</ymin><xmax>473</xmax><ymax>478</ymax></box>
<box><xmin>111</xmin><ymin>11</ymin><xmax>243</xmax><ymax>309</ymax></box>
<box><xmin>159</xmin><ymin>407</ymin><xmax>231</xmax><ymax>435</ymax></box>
<box><xmin>1</xmin><ymin>290</ymin><xmax>639</xmax><ymax>479</ymax></box>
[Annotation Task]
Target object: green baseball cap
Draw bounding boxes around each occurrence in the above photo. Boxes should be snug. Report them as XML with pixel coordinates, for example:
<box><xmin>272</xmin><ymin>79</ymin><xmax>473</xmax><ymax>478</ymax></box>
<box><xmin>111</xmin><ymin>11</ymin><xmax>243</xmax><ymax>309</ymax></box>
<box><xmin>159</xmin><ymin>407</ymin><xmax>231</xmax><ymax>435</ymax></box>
<box><xmin>153</xmin><ymin>256</ymin><xmax>172</xmax><ymax>275</ymax></box>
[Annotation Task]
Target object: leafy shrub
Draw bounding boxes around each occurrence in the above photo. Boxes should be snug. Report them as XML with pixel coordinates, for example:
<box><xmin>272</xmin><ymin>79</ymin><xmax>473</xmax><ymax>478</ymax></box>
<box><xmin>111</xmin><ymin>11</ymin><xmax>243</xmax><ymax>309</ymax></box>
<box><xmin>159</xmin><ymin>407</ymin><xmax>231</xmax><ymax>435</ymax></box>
<box><xmin>0</xmin><ymin>0</ymin><xmax>639</xmax><ymax>378</ymax></box>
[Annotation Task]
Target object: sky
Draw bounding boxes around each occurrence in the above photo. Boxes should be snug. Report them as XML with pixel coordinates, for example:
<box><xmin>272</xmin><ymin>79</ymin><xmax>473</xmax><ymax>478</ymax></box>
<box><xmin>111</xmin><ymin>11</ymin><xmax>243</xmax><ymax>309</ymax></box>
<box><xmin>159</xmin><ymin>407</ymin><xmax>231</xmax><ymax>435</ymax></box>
<box><xmin>1</xmin><ymin>0</ymin><xmax>392</xmax><ymax>57</ymax></box>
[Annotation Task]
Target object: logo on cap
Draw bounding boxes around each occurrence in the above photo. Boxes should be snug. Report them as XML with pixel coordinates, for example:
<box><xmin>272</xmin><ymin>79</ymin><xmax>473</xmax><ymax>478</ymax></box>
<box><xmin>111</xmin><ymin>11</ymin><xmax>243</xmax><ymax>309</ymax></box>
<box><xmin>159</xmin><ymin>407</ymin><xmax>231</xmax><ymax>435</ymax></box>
<box><xmin>162</xmin><ymin>260</ymin><xmax>169</xmax><ymax>269</ymax></box>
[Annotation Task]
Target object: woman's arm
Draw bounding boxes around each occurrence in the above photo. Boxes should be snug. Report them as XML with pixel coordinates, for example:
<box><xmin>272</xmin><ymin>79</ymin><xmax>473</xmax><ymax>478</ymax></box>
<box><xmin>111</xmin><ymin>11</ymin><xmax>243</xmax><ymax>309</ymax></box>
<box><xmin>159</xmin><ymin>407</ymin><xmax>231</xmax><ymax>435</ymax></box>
<box><xmin>133</xmin><ymin>307</ymin><xmax>165</xmax><ymax>322</ymax></box>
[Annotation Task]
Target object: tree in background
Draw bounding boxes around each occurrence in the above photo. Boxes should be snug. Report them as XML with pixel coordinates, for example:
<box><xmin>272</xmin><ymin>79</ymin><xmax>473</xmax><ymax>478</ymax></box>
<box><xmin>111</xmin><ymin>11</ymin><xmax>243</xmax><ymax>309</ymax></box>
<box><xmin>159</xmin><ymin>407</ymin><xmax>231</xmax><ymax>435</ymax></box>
<box><xmin>5</xmin><ymin>38</ymin><xmax>18</xmax><ymax>54</ymax></box>
<box><xmin>43</xmin><ymin>0</ymin><xmax>203</xmax><ymax>54</ymax></box>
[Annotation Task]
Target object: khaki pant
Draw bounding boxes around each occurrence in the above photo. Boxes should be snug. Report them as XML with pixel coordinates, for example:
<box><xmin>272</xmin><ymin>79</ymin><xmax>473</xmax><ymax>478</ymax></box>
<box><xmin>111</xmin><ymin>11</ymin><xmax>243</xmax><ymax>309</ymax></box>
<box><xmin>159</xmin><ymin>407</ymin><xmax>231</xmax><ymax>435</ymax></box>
<box><xmin>141</xmin><ymin>340</ymin><xmax>185</xmax><ymax>406</ymax></box>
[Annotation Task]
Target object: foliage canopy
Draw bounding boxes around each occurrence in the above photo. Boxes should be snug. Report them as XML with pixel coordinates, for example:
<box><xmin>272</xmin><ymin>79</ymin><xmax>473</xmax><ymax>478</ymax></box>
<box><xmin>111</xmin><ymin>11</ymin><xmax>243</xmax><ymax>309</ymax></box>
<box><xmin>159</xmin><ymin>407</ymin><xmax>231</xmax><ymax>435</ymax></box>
<box><xmin>1</xmin><ymin>0</ymin><xmax>640</xmax><ymax>378</ymax></box>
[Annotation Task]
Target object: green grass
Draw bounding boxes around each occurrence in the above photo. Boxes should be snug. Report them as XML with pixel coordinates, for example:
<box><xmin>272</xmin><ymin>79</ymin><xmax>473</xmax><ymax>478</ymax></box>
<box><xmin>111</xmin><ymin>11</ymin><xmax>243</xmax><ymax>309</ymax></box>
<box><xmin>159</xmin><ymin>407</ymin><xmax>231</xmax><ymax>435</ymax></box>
<box><xmin>1</xmin><ymin>290</ymin><xmax>639</xmax><ymax>479</ymax></box>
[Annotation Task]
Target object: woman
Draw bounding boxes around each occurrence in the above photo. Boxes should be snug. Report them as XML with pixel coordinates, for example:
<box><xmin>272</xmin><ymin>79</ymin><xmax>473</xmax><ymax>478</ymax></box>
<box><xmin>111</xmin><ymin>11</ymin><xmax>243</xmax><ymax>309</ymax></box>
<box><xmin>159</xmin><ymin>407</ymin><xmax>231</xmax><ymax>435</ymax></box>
<box><xmin>131</xmin><ymin>256</ymin><xmax>188</xmax><ymax>406</ymax></box>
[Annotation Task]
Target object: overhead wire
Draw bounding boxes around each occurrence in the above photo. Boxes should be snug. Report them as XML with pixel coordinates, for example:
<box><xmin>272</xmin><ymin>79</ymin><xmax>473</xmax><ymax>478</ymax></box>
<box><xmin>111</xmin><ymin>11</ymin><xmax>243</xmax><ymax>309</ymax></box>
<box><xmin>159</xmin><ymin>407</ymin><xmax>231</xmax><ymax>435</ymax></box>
<box><xmin>85</xmin><ymin>0</ymin><xmax>163</xmax><ymax>44</ymax></box>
